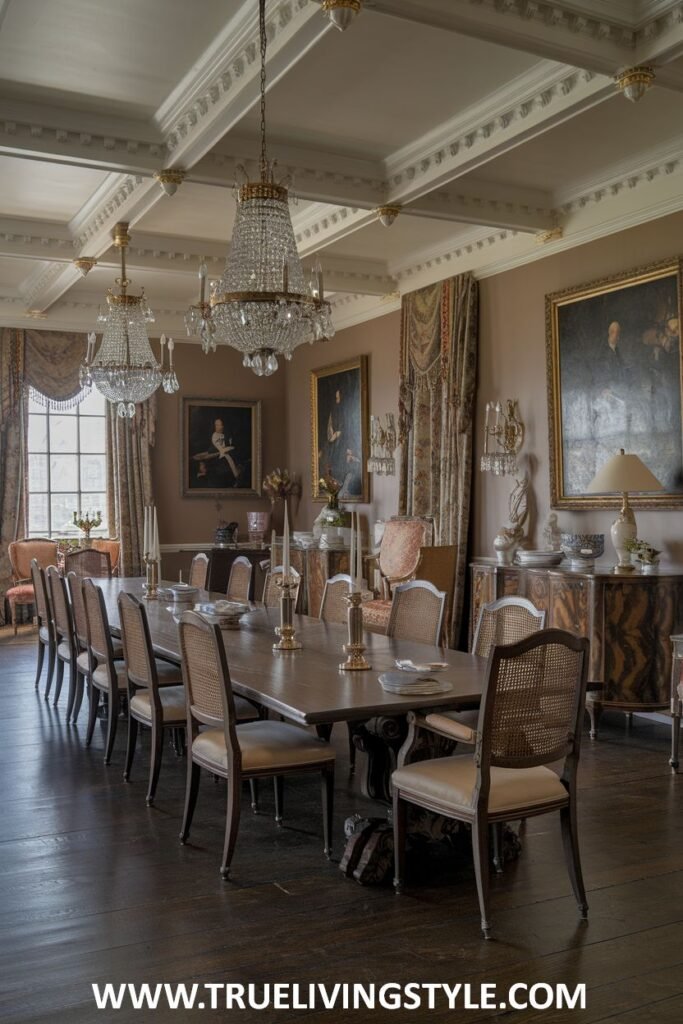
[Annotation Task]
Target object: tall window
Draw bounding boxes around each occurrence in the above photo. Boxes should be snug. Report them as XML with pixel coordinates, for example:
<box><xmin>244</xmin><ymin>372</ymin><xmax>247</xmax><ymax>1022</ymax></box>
<box><xmin>27</xmin><ymin>389</ymin><xmax>108</xmax><ymax>538</ymax></box>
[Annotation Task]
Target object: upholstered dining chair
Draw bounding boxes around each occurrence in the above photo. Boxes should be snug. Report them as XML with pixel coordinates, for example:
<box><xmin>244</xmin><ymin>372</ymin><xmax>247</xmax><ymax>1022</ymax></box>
<box><xmin>65</xmin><ymin>547</ymin><xmax>112</xmax><ymax>578</ymax></box>
<box><xmin>392</xmin><ymin>629</ymin><xmax>590</xmax><ymax>939</ymax></box>
<box><xmin>188</xmin><ymin>552</ymin><xmax>209</xmax><ymax>590</ymax></box>
<box><xmin>319</xmin><ymin>573</ymin><xmax>352</xmax><ymax>624</ymax></box>
<box><xmin>387</xmin><ymin>580</ymin><xmax>446</xmax><ymax>647</ymax></box>
<box><xmin>66</xmin><ymin>572</ymin><xmax>123</xmax><ymax>725</ymax></box>
<box><xmin>7</xmin><ymin>538</ymin><xmax>58</xmax><ymax>635</ymax></box>
<box><xmin>473</xmin><ymin>596</ymin><xmax>546</xmax><ymax>658</ymax></box>
<box><xmin>30</xmin><ymin>560</ymin><xmax>56</xmax><ymax>694</ymax></box>
<box><xmin>363</xmin><ymin>516</ymin><xmax>432</xmax><ymax>635</ymax></box>
<box><xmin>92</xmin><ymin>538</ymin><xmax>121</xmax><ymax>575</ymax></box>
<box><xmin>83</xmin><ymin>580</ymin><xmax>183</xmax><ymax>763</ymax></box>
<box><xmin>46</xmin><ymin>566</ymin><xmax>81</xmax><ymax>719</ymax></box>
<box><xmin>226</xmin><ymin>555</ymin><xmax>253</xmax><ymax>602</ymax></box>
<box><xmin>262</xmin><ymin>565</ymin><xmax>301</xmax><ymax>609</ymax></box>
<box><xmin>178</xmin><ymin>610</ymin><xmax>335</xmax><ymax>879</ymax></box>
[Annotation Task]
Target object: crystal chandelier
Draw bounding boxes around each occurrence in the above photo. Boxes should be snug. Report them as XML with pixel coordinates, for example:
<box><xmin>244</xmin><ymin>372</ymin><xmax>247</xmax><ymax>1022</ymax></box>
<box><xmin>185</xmin><ymin>0</ymin><xmax>334</xmax><ymax>376</ymax></box>
<box><xmin>81</xmin><ymin>223</ymin><xmax>170</xmax><ymax>417</ymax></box>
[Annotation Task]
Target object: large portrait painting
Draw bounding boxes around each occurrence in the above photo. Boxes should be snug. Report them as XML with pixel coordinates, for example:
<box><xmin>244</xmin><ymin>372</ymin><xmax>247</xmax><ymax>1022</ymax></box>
<box><xmin>310</xmin><ymin>356</ymin><xmax>369</xmax><ymax>503</ymax></box>
<box><xmin>546</xmin><ymin>258</ymin><xmax>683</xmax><ymax>509</ymax></box>
<box><xmin>181</xmin><ymin>398</ymin><xmax>262</xmax><ymax>498</ymax></box>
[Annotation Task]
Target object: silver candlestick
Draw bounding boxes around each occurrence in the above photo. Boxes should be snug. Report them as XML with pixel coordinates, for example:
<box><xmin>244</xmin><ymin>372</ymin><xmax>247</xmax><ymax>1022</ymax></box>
<box><xmin>339</xmin><ymin>591</ymin><xmax>371</xmax><ymax>671</ymax></box>
<box><xmin>273</xmin><ymin>577</ymin><xmax>302</xmax><ymax>651</ymax></box>
<box><xmin>144</xmin><ymin>557</ymin><xmax>159</xmax><ymax>600</ymax></box>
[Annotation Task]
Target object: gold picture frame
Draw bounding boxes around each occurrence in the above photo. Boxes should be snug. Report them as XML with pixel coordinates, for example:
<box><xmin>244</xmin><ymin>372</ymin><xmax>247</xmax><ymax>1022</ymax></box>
<box><xmin>310</xmin><ymin>356</ymin><xmax>369</xmax><ymax>503</ymax></box>
<box><xmin>546</xmin><ymin>257</ymin><xmax>683</xmax><ymax>509</ymax></box>
<box><xmin>181</xmin><ymin>397</ymin><xmax>262</xmax><ymax>499</ymax></box>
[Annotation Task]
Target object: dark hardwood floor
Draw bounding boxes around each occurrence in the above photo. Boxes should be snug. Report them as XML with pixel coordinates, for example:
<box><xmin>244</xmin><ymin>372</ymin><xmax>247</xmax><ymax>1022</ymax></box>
<box><xmin>1</xmin><ymin>627</ymin><xmax>682</xmax><ymax>1023</ymax></box>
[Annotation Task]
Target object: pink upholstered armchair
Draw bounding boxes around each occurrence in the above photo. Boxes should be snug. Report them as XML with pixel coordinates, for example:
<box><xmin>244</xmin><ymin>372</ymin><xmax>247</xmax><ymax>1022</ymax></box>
<box><xmin>6</xmin><ymin>538</ymin><xmax>58</xmax><ymax>635</ymax></box>
<box><xmin>363</xmin><ymin>517</ymin><xmax>433</xmax><ymax>635</ymax></box>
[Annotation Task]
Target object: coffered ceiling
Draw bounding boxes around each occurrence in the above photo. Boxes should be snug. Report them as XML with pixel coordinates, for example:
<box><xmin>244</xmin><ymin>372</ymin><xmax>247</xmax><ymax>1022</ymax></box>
<box><xmin>1</xmin><ymin>0</ymin><xmax>682</xmax><ymax>337</ymax></box>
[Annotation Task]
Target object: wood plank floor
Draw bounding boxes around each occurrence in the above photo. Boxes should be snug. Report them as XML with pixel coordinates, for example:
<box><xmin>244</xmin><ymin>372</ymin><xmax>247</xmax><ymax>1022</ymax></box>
<box><xmin>1</xmin><ymin>629</ymin><xmax>682</xmax><ymax>1023</ymax></box>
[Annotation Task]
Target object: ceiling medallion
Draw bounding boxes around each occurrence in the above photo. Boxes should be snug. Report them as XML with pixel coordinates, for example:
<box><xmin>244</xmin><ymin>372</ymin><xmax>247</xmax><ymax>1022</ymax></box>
<box><xmin>318</xmin><ymin>0</ymin><xmax>363</xmax><ymax>31</ymax></box>
<box><xmin>376</xmin><ymin>204</ymin><xmax>401</xmax><ymax>227</ymax></box>
<box><xmin>615</xmin><ymin>66</ymin><xmax>655</xmax><ymax>103</ymax></box>
<box><xmin>81</xmin><ymin>222</ymin><xmax>177</xmax><ymax>418</ymax></box>
<box><xmin>186</xmin><ymin>0</ymin><xmax>334</xmax><ymax>376</ymax></box>
<box><xmin>73</xmin><ymin>257</ymin><xmax>98</xmax><ymax>277</ymax></box>
<box><xmin>154</xmin><ymin>168</ymin><xmax>187</xmax><ymax>196</ymax></box>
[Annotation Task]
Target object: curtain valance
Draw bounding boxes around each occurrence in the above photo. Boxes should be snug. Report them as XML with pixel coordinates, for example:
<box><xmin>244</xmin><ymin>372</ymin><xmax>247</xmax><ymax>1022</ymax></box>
<box><xmin>23</xmin><ymin>329</ymin><xmax>90</xmax><ymax>410</ymax></box>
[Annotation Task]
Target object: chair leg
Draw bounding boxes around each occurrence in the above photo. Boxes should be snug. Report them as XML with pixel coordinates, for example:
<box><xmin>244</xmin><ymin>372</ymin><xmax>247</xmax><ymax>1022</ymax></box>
<box><xmin>472</xmin><ymin>814</ymin><xmax>492</xmax><ymax>939</ymax></box>
<box><xmin>146</xmin><ymin>721</ymin><xmax>165</xmax><ymax>806</ymax></box>
<box><xmin>180</xmin><ymin>760</ymin><xmax>201</xmax><ymax>843</ymax></box>
<box><xmin>587</xmin><ymin>702</ymin><xmax>602</xmax><ymax>740</ymax></box>
<box><xmin>347</xmin><ymin>723</ymin><xmax>356</xmax><ymax>775</ymax></box>
<box><xmin>85</xmin><ymin>683</ymin><xmax>100</xmax><ymax>747</ymax></box>
<box><xmin>34</xmin><ymin>640</ymin><xmax>45</xmax><ymax>689</ymax></box>
<box><xmin>65</xmin><ymin>660</ymin><xmax>78</xmax><ymax>720</ymax></box>
<box><xmin>491</xmin><ymin>822</ymin><xmax>504</xmax><ymax>874</ymax></box>
<box><xmin>103</xmin><ymin>691</ymin><xmax>119</xmax><ymax>765</ymax></box>
<box><xmin>72</xmin><ymin>673</ymin><xmax>85</xmax><ymax>723</ymax></box>
<box><xmin>560</xmin><ymin>799</ymin><xmax>588</xmax><ymax>919</ymax></box>
<box><xmin>124</xmin><ymin>715</ymin><xmax>138</xmax><ymax>782</ymax></box>
<box><xmin>274</xmin><ymin>776</ymin><xmax>284</xmax><ymax>826</ymax></box>
<box><xmin>11</xmin><ymin>599</ymin><xmax>17</xmax><ymax>637</ymax></box>
<box><xmin>44</xmin><ymin>643</ymin><xmax>56</xmax><ymax>699</ymax></box>
<box><xmin>52</xmin><ymin>659</ymin><xmax>65</xmax><ymax>705</ymax></box>
<box><xmin>321</xmin><ymin>766</ymin><xmax>334</xmax><ymax>859</ymax></box>
<box><xmin>249</xmin><ymin>779</ymin><xmax>259</xmax><ymax>813</ymax></box>
<box><xmin>220</xmin><ymin>778</ymin><xmax>241</xmax><ymax>880</ymax></box>
<box><xmin>392</xmin><ymin>789</ymin><xmax>407</xmax><ymax>894</ymax></box>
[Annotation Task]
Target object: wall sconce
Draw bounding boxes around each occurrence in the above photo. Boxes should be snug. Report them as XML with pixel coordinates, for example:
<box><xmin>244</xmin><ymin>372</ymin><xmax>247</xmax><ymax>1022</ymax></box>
<box><xmin>481</xmin><ymin>399</ymin><xmax>524</xmax><ymax>476</ymax></box>
<box><xmin>367</xmin><ymin>414</ymin><xmax>397</xmax><ymax>475</ymax></box>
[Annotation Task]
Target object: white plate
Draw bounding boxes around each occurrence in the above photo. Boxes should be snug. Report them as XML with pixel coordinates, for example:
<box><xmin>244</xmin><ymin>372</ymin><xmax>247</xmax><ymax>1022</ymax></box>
<box><xmin>395</xmin><ymin>659</ymin><xmax>448</xmax><ymax>672</ymax></box>
<box><xmin>379</xmin><ymin>672</ymin><xmax>453</xmax><ymax>696</ymax></box>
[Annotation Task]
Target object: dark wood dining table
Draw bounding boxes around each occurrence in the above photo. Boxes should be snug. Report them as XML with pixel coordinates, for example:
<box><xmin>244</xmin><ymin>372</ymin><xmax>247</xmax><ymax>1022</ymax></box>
<box><xmin>99</xmin><ymin>578</ymin><xmax>487</xmax><ymax>799</ymax></box>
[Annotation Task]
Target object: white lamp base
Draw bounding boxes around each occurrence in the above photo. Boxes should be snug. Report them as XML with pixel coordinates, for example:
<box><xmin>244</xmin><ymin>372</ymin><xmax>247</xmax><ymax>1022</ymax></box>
<box><xmin>611</xmin><ymin>509</ymin><xmax>636</xmax><ymax>571</ymax></box>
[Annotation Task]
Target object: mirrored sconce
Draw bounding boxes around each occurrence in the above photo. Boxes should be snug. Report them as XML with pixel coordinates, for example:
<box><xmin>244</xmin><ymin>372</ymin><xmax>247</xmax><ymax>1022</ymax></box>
<box><xmin>367</xmin><ymin>413</ymin><xmax>397</xmax><ymax>475</ymax></box>
<box><xmin>481</xmin><ymin>399</ymin><xmax>524</xmax><ymax>476</ymax></box>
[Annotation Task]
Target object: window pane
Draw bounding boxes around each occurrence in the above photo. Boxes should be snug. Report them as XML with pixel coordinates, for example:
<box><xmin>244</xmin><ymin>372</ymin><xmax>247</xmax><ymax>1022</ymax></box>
<box><xmin>28</xmin><ymin>454</ymin><xmax>48</xmax><ymax>492</ymax></box>
<box><xmin>50</xmin><ymin>454</ymin><xmax>78</xmax><ymax>491</ymax></box>
<box><xmin>27</xmin><ymin>414</ymin><xmax>47</xmax><ymax>453</ymax></box>
<box><xmin>79</xmin><ymin>416</ymin><xmax>106</xmax><ymax>454</ymax></box>
<box><xmin>51</xmin><ymin>493</ymin><xmax>78</xmax><ymax>535</ymax></box>
<box><xmin>79</xmin><ymin>389</ymin><xmax>106</xmax><ymax>415</ymax></box>
<box><xmin>28</xmin><ymin>493</ymin><xmax>48</xmax><ymax>534</ymax></box>
<box><xmin>81</xmin><ymin>494</ymin><xmax>107</xmax><ymax>535</ymax></box>
<box><xmin>80</xmin><ymin>454</ymin><xmax>106</xmax><ymax>492</ymax></box>
<box><xmin>50</xmin><ymin>415</ymin><xmax>78</xmax><ymax>453</ymax></box>
<box><xmin>28</xmin><ymin>392</ymin><xmax>45</xmax><ymax>414</ymax></box>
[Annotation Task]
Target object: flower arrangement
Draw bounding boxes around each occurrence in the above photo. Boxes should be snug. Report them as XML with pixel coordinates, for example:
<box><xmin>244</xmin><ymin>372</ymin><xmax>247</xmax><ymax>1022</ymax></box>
<box><xmin>625</xmin><ymin>538</ymin><xmax>661</xmax><ymax>565</ymax></box>
<box><xmin>318</xmin><ymin>468</ymin><xmax>342</xmax><ymax>509</ymax></box>
<box><xmin>262</xmin><ymin>467</ymin><xmax>299</xmax><ymax>504</ymax></box>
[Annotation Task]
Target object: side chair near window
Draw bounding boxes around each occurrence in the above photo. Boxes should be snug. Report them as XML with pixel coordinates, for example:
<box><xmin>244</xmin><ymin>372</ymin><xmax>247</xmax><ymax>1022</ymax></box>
<box><xmin>188</xmin><ymin>552</ymin><xmax>209</xmax><ymax>590</ymax></box>
<box><xmin>387</xmin><ymin>580</ymin><xmax>447</xmax><ymax>647</ymax></box>
<box><xmin>46</xmin><ymin>566</ymin><xmax>83</xmax><ymax>720</ymax></box>
<box><xmin>392</xmin><ymin>629</ymin><xmax>590</xmax><ymax>940</ymax></box>
<box><xmin>262</xmin><ymin>566</ymin><xmax>301</xmax><ymax>609</ymax></box>
<box><xmin>64</xmin><ymin>547</ymin><xmax>112</xmax><ymax>578</ymax></box>
<box><xmin>178</xmin><ymin>611</ymin><xmax>335</xmax><ymax>879</ymax></box>
<box><xmin>82</xmin><ymin>580</ymin><xmax>183</xmax><ymax>764</ymax></box>
<box><xmin>6</xmin><ymin>538</ymin><xmax>58</xmax><ymax>635</ymax></box>
<box><xmin>66</xmin><ymin>571</ymin><xmax>123</xmax><ymax>725</ymax></box>
<box><xmin>30</xmin><ymin>560</ymin><xmax>56</xmax><ymax>693</ymax></box>
<box><xmin>226</xmin><ymin>555</ymin><xmax>253</xmax><ymax>602</ymax></box>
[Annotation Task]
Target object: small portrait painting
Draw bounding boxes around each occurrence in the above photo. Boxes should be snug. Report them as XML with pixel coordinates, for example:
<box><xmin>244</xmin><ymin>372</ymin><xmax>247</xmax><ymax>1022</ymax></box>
<box><xmin>181</xmin><ymin>398</ymin><xmax>261</xmax><ymax>498</ymax></box>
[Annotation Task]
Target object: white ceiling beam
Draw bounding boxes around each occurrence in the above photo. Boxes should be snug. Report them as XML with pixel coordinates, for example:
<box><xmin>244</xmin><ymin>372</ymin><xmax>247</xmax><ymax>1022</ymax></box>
<box><xmin>302</xmin><ymin>253</ymin><xmax>395</xmax><ymax>295</ymax></box>
<box><xmin>407</xmin><ymin>183</ymin><xmax>552</xmax><ymax>233</ymax></box>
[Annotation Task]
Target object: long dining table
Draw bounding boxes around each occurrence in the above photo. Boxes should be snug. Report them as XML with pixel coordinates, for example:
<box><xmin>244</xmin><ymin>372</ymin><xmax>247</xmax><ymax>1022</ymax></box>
<box><xmin>98</xmin><ymin>578</ymin><xmax>488</xmax><ymax>800</ymax></box>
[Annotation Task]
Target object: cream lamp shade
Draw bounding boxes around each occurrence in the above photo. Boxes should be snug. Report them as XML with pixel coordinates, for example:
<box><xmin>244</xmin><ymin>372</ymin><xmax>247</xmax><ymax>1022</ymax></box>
<box><xmin>587</xmin><ymin>449</ymin><xmax>664</xmax><ymax>494</ymax></box>
<box><xmin>587</xmin><ymin>449</ymin><xmax>663</xmax><ymax>570</ymax></box>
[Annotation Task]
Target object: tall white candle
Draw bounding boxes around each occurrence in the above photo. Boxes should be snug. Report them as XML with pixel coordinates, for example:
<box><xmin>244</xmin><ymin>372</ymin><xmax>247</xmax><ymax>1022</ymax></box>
<box><xmin>159</xmin><ymin>334</ymin><xmax>166</xmax><ymax>370</ymax></box>
<box><xmin>283</xmin><ymin>501</ymin><xmax>290</xmax><ymax>578</ymax></box>
<box><xmin>271</xmin><ymin>528</ymin><xmax>276</xmax><ymax>556</ymax></box>
<box><xmin>349</xmin><ymin>511</ymin><xmax>355</xmax><ymax>593</ymax></box>
<box><xmin>356</xmin><ymin>512</ymin><xmax>362</xmax><ymax>590</ymax></box>
<box><xmin>143</xmin><ymin>506</ymin><xmax>149</xmax><ymax>560</ymax></box>
<box><xmin>152</xmin><ymin>507</ymin><xmax>159</xmax><ymax>562</ymax></box>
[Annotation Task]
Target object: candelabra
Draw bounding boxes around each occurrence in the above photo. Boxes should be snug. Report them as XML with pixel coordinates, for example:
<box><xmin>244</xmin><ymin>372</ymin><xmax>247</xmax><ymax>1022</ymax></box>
<box><xmin>272</xmin><ymin>577</ymin><xmax>302</xmax><ymax>651</ymax></box>
<box><xmin>339</xmin><ymin>592</ymin><xmax>371</xmax><ymax>671</ymax></box>
<box><xmin>73</xmin><ymin>509</ymin><xmax>102</xmax><ymax>547</ymax></box>
<box><xmin>480</xmin><ymin>399</ymin><xmax>524</xmax><ymax>476</ymax></box>
<box><xmin>367</xmin><ymin>414</ymin><xmax>397</xmax><ymax>476</ymax></box>
<box><xmin>143</xmin><ymin>556</ymin><xmax>159</xmax><ymax>601</ymax></box>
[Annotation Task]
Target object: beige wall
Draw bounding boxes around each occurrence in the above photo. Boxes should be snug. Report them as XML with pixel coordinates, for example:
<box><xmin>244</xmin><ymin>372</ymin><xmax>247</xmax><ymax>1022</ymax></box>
<box><xmin>152</xmin><ymin>341</ymin><xmax>286</xmax><ymax>546</ymax></box>
<box><xmin>284</xmin><ymin>311</ymin><xmax>401</xmax><ymax>546</ymax></box>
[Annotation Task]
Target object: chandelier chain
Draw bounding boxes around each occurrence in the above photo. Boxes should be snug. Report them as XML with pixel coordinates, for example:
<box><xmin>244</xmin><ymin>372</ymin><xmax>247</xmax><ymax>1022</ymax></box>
<box><xmin>259</xmin><ymin>0</ymin><xmax>268</xmax><ymax>180</ymax></box>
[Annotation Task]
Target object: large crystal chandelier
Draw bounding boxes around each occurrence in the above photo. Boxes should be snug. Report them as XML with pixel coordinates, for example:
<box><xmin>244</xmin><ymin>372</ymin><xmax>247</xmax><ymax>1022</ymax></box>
<box><xmin>185</xmin><ymin>0</ymin><xmax>334</xmax><ymax>376</ymax></box>
<box><xmin>81</xmin><ymin>223</ymin><xmax>170</xmax><ymax>418</ymax></box>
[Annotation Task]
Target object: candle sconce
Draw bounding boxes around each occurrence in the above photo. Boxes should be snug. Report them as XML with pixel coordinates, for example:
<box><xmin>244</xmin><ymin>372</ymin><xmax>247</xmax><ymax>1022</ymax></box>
<box><xmin>481</xmin><ymin>399</ymin><xmax>524</xmax><ymax>476</ymax></box>
<box><xmin>367</xmin><ymin>414</ymin><xmax>397</xmax><ymax>476</ymax></box>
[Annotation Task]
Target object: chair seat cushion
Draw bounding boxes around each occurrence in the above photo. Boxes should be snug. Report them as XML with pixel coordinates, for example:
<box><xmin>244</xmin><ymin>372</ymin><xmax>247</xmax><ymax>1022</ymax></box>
<box><xmin>39</xmin><ymin>625</ymin><xmax>51</xmax><ymax>643</ymax></box>
<box><xmin>392</xmin><ymin>754</ymin><xmax>567</xmax><ymax>816</ymax></box>
<box><xmin>92</xmin><ymin>662</ymin><xmax>128</xmax><ymax>692</ymax></box>
<box><xmin>130</xmin><ymin>686</ymin><xmax>186</xmax><ymax>724</ymax></box>
<box><xmin>57</xmin><ymin>640</ymin><xmax>73</xmax><ymax>662</ymax></box>
<box><xmin>7</xmin><ymin>584</ymin><xmax>35</xmax><ymax>602</ymax></box>
<box><xmin>192</xmin><ymin>721</ymin><xmax>335</xmax><ymax>774</ymax></box>
<box><xmin>362</xmin><ymin>599</ymin><xmax>391</xmax><ymax>633</ymax></box>
<box><xmin>76</xmin><ymin>651</ymin><xmax>92</xmax><ymax>674</ymax></box>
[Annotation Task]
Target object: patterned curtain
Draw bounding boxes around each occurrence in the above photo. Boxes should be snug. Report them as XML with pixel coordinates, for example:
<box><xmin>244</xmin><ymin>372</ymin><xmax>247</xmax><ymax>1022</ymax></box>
<box><xmin>398</xmin><ymin>273</ymin><xmax>478</xmax><ymax>647</ymax></box>
<box><xmin>106</xmin><ymin>396</ymin><xmax>156</xmax><ymax>577</ymax></box>
<box><xmin>0</xmin><ymin>330</ymin><xmax>27</xmax><ymax>625</ymax></box>
<box><xmin>23</xmin><ymin>329</ymin><xmax>89</xmax><ymax>409</ymax></box>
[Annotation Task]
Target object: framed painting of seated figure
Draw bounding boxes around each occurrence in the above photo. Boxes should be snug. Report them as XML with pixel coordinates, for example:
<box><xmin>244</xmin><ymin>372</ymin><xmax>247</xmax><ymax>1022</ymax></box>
<box><xmin>181</xmin><ymin>397</ymin><xmax>262</xmax><ymax>498</ymax></box>
<box><xmin>546</xmin><ymin>257</ymin><xmax>683</xmax><ymax>509</ymax></box>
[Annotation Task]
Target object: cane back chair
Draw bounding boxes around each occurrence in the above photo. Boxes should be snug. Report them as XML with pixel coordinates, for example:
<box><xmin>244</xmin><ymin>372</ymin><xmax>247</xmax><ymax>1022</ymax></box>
<box><xmin>30</xmin><ymin>559</ymin><xmax>56</xmax><ymax>694</ymax></box>
<box><xmin>262</xmin><ymin>565</ymin><xmax>301</xmax><ymax>609</ymax></box>
<box><xmin>64</xmin><ymin>547</ymin><xmax>112</xmax><ymax>578</ymax></box>
<box><xmin>46</xmin><ymin>565</ymin><xmax>83</xmax><ymax>720</ymax></box>
<box><xmin>226</xmin><ymin>555</ymin><xmax>253</xmax><ymax>602</ymax></box>
<box><xmin>188</xmin><ymin>552</ymin><xmax>209</xmax><ymax>590</ymax></box>
<box><xmin>387</xmin><ymin>580</ymin><xmax>446</xmax><ymax>647</ymax></box>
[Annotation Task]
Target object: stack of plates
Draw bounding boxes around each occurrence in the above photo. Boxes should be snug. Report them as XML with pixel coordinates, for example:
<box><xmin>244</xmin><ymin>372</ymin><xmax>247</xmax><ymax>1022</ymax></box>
<box><xmin>395</xmin><ymin>659</ymin><xmax>448</xmax><ymax>672</ymax></box>
<box><xmin>516</xmin><ymin>549</ymin><xmax>564</xmax><ymax>566</ymax></box>
<box><xmin>379</xmin><ymin>671</ymin><xmax>452</xmax><ymax>696</ymax></box>
<box><xmin>194</xmin><ymin>600</ymin><xmax>250</xmax><ymax>629</ymax></box>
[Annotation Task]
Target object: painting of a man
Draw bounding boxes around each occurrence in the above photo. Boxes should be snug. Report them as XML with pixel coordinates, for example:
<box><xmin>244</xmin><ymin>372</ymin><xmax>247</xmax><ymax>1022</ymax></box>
<box><xmin>311</xmin><ymin>358</ymin><xmax>368</xmax><ymax>502</ymax></box>
<box><xmin>548</xmin><ymin>260</ymin><xmax>683</xmax><ymax>507</ymax></box>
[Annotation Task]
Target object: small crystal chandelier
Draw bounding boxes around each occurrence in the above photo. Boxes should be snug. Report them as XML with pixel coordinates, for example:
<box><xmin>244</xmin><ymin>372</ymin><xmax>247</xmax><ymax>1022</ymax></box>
<box><xmin>367</xmin><ymin>414</ymin><xmax>397</xmax><ymax>476</ymax></box>
<box><xmin>186</xmin><ymin>0</ymin><xmax>334</xmax><ymax>376</ymax></box>
<box><xmin>81</xmin><ymin>222</ymin><xmax>167</xmax><ymax>418</ymax></box>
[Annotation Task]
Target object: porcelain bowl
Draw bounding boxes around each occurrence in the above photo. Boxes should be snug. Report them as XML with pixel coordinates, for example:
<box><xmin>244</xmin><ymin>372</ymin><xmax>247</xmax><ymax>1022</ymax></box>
<box><xmin>560</xmin><ymin>533</ymin><xmax>604</xmax><ymax>567</ymax></box>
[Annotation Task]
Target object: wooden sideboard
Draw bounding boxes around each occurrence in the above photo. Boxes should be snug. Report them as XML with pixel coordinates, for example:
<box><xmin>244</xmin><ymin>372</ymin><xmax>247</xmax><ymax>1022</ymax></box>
<box><xmin>470</xmin><ymin>558</ymin><xmax>683</xmax><ymax>733</ymax></box>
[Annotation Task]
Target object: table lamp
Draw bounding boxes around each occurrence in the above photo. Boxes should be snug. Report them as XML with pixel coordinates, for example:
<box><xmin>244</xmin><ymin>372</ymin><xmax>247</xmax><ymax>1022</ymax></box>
<box><xmin>587</xmin><ymin>449</ymin><xmax>664</xmax><ymax>570</ymax></box>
